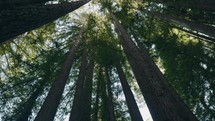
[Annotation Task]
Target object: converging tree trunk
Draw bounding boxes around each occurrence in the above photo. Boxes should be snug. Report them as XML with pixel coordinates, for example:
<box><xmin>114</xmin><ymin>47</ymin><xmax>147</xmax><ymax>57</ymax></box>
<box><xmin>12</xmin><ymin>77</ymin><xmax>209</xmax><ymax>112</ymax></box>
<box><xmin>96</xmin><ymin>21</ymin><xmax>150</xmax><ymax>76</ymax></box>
<box><xmin>0</xmin><ymin>0</ymin><xmax>90</xmax><ymax>44</ymax></box>
<box><xmin>105</xmin><ymin>68</ymin><xmax>116</xmax><ymax>121</ymax></box>
<box><xmin>16</xmin><ymin>80</ymin><xmax>46</xmax><ymax>121</ymax></box>
<box><xmin>110</xmin><ymin>11</ymin><xmax>198</xmax><ymax>121</ymax></box>
<box><xmin>0</xmin><ymin>0</ymin><xmax>50</xmax><ymax>9</ymax></box>
<box><xmin>34</xmin><ymin>28</ymin><xmax>84</xmax><ymax>121</ymax></box>
<box><xmin>140</xmin><ymin>8</ymin><xmax>215</xmax><ymax>38</ymax></box>
<box><xmin>81</xmin><ymin>53</ymin><xmax>95</xmax><ymax>121</ymax></box>
<box><xmin>147</xmin><ymin>0</ymin><xmax>215</xmax><ymax>11</ymax></box>
<box><xmin>93</xmin><ymin>68</ymin><xmax>102</xmax><ymax>121</ymax></box>
<box><xmin>69</xmin><ymin>48</ymin><xmax>87</xmax><ymax>121</ymax></box>
<box><xmin>115</xmin><ymin>63</ymin><xmax>143</xmax><ymax>121</ymax></box>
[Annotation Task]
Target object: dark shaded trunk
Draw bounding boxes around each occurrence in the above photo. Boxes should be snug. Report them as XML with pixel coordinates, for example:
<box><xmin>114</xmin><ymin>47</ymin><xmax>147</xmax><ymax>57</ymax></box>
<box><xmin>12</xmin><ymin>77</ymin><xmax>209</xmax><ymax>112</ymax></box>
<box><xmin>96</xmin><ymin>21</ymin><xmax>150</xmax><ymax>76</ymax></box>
<box><xmin>110</xmin><ymin>12</ymin><xmax>198</xmax><ymax>121</ymax></box>
<box><xmin>0</xmin><ymin>0</ymin><xmax>50</xmax><ymax>9</ymax></box>
<box><xmin>0</xmin><ymin>0</ymin><xmax>90</xmax><ymax>44</ymax></box>
<box><xmin>115</xmin><ymin>64</ymin><xmax>143</xmax><ymax>121</ymax></box>
<box><xmin>149</xmin><ymin>0</ymin><xmax>215</xmax><ymax>11</ymax></box>
<box><xmin>105</xmin><ymin>67</ymin><xmax>116</xmax><ymax>121</ymax></box>
<box><xmin>16</xmin><ymin>80</ymin><xmax>46</xmax><ymax>121</ymax></box>
<box><xmin>173</xmin><ymin>26</ymin><xmax>215</xmax><ymax>44</ymax></box>
<box><xmin>93</xmin><ymin>68</ymin><xmax>102</xmax><ymax>121</ymax></box>
<box><xmin>140</xmin><ymin>8</ymin><xmax>215</xmax><ymax>38</ymax></box>
<box><xmin>34</xmin><ymin>28</ymin><xmax>84</xmax><ymax>121</ymax></box>
<box><xmin>69</xmin><ymin>48</ymin><xmax>87</xmax><ymax>121</ymax></box>
<box><xmin>81</xmin><ymin>54</ymin><xmax>95</xmax><ymax>121</ymax></box>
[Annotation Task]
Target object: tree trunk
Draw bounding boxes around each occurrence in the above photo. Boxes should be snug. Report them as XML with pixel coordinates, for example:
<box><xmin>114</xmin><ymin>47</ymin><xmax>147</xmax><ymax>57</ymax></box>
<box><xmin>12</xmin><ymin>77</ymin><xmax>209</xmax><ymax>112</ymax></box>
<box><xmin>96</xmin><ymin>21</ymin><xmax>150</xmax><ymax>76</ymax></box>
<box><xmin>81</xmin><ymin>53</ymin><xmax>95</xmax><ymax>121</ymax></box>
<box><xmin>0</xmin><ymin>0</ymin><xmax>90</xmax><ymax>44</ymax></box>
<box><xmin>110</xmin><ymin>12</ymin><xmax>198</xmax><ymax>121</ymax></box>
<box><xmin>140</xmin><ymin>8</ymin><xmax>215</xmax><ymax>38</ymax></box>
<box><xmin>16</xmin><ymin>80</ymin><xmax>46</xmax><ymax>121</ymax></box>
<box><xmin>173</xmin><ymin>26</ymin><xmax>215</xmax><ymax>44</ymax></box>
<box><xmin>0</xmin><ymin>0</ymin><xmax>50</xmax><ymax>9</ymax></box>
<box><xmin>93</xmin><ymin>68</ymin><xmax>102</xmax><ymax>121</ymax></box>
<box><xmin>69</xmin><ymin>48</ymin><xmax>87</xmax><ymax>121</ymax></box>
<box><xmin>115</xmin><ymin>63</ymin><xmax>143</xmax><ymax>121</ymax></box>
<box><xmin>105</xmin><ymin>67</ymin><xmax>116</xmax><ymax>121</ymax></box>
<box><xmin>148</xmin><ymin>0</ymin><xmax>215</xmax><ymax>11</ymax></box>
<box><xmin>34</xmin><ymin>28</ymin><xmax>84</xmax><ymax>121</ymax></box>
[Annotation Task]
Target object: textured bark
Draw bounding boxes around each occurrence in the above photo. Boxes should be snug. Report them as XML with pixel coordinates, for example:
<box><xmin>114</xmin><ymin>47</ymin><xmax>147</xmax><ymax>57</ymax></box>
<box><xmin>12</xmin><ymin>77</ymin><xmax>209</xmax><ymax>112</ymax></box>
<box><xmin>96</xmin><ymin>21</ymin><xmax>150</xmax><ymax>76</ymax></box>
<box><xmin>149</xmin><ymin>0</ymin><xmax>215</xmax><ymax>11</ymax></box>
<box><xmin>0</xmin><ymin>0</ymin><xmax>50</xmax><ymax>9</ymax></box>
<box><xmin>0</xmin><ymin>0</ymin><xmax>90</xmax><ymax>44</ymax></box>
<box><xmin>141</xmin><ymin>9</ymin><xmax>215</xmax><ymax>38</ymax></box>
<box><xmin>81</xmin><ymin>54</ymin><xmax>95</xmax><ymax>121</ymax></box>
<box><xmin>16</xmin><ymin>80</ymin><xmax>46</xmax><ymax>121</ymax></box>
<box><xmin>34</xmin><ymin>28</ymin><xmax>84</xmax><ymax>121</ymax></box>
<box><xmin>69</xmin><ymin>48</ymin><xmax>87</xmax><ymax>121</ymax></box>
<box><xmin>110</xmin><ymin>12</ymin><xmax>198</xmax><ymax>121</ymax></box>
<box><xmin>93</xmin><ymin>69</ymin><xmax>102</xmax><ymax>121</ymax></box>
<box><xmin>115</xmin><ymin>64</ymin><xmax>143</xmax><ymax>121</ymax></box>
<box><xmin>173</xmin><ymin>26</ymin><xmax>215</xmax><ymax>44</ymax></box>
<box><xmin>105</xmin><ymin>68</ymin><xmax>116</xmax><ymax>121</ymax></box>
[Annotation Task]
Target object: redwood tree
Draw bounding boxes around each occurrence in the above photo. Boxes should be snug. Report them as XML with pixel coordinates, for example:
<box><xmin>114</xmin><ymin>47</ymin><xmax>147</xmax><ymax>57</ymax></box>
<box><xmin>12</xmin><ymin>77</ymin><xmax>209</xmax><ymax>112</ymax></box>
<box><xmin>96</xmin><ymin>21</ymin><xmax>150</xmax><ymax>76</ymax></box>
<box><xmin>34</xmin><ymin>28</ymin><xmax>84</xmax><ymax>121</ymax></box>
<box><xmin>110</xmin><ymin>11</ymin><xmax>198</xmax><ymax>121</ymax></box>
<box><xmin>0</xmin><ymin>0</ymin><xmax>90</xmax><ymax>44</ymax></box>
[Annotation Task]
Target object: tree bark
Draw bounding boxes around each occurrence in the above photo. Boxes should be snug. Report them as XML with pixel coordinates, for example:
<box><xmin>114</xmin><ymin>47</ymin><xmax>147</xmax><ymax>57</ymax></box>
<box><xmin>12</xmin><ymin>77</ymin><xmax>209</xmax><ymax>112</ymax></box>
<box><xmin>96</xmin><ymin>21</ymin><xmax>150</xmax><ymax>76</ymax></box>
<box><xmin>16</xmin><ymin>80</ymin><xmax>46</xmax><ymax>121</ymax></box>
<box><xmin>34</xmin><ymin>28</ymin><xmax>84</xmax><ymax>121</ymax></box>
<box><xmin>93</xmin><ymin>68</ymin><xmax>102</xmax><ymax>121</ymax></box>
<box><xmin>0</xmin><ymin>0</ymin><xmax>50</xmax><ymax>9</ymax></box>
<box><xmin>81</xmin><ymin>53</ymin><xmax>95</xmax><ymax>121</ymax></box>
<box><xmin>110</xmin><ymin>12</ymin><xmax>198</xmax><ymax>121</ymax></box>
<box><xmin>0</xmin><ymin>0</ymin><xmax>90</xmax><ymax>44</ymax></box>
<box><xmin>105</xmin><ymin>67</ymin><xmax>116</xmax><ymax>121</ymax></box>
<box><xmin>69</xmin><ymin>48</ymin><xmax>87</xmax><ymax>121</ymax></box>
<box><xmin>148</xmin><ymin>0</ymin><xmax>215</xmax><ymax>11</ymax></box>
<box><xmin>115</xmin><ymin>63</ymin><xmax>143</xmax><ymax>121</ymax></box>
<box><xmin>140</xmin><ymin>8</ymin><xmax>215</xmax><ymax>38</ymax></box>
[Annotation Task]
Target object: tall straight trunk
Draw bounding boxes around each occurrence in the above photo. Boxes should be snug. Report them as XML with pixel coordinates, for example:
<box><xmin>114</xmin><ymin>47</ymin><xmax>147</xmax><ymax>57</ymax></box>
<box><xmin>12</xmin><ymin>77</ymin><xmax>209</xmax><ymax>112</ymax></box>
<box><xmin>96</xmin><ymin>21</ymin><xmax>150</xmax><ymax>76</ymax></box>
<box><xmin>105</xmin><ymin>67</ymin><xmax>116</xmax><ymax>121</ymax></box>
<box><xmin>81</xmin><ymin>54</ymin><xmax>95</xmax><ymax>121</ymax></box>
<box><xmin>148</xmin><ymin>0</ymin><xmax>215</xmax><ymax>11</ymax></box>
<box><xmin>110</xmin><ymin>12</ymin><xmax>198</xmax><ymax>121</ymax></box>
<box><xmin>140</xmin><ymin>8</ymin><xmax>215</xmax><ymax>38</ymax></box>
<box><xmin>0</xmin><ymin>0</ymin><xmax>90</xmax><ymax>44</ymax></box>
<box><xmin>34</xmin><ymin>28</ymin><xmax>84</xmax><ymax>121</ymax></box>
<box><xmin>173</xmin><ymin>26</ymin><xmax>215</xmax><ymax>44</ymax></box>
<box><xmin>93</xmin><ymin>68</ymin><xmax>102</xmax><ymax>121</ymax></box>
<box><xmin>0</xmin><ymin>0</ymin><xmax>50</xmax><ymax>9</ymax></box>
<box><xmin>115</xmin><ymin>63</ymin><xmax>143</xmax><ymax>121</ymax></box>
<box><xmin>69</xmin><ymin>48</ymin><xmax>87</xmax><ymax>121</ymax></box>
<box><xmin>16</xmin><ymin>80</ymin><xmax>46</xmax><ymax>121</ymax></box>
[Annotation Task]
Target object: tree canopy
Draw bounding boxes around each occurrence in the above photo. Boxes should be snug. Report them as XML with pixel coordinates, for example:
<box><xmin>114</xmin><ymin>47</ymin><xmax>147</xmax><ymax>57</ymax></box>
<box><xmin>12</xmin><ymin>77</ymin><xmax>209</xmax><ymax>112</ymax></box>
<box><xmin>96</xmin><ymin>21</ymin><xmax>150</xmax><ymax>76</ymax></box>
<box><xmin>0</xmin><ymin>0</ymin><xmax>214</xmax><ymax>121</ymax></box>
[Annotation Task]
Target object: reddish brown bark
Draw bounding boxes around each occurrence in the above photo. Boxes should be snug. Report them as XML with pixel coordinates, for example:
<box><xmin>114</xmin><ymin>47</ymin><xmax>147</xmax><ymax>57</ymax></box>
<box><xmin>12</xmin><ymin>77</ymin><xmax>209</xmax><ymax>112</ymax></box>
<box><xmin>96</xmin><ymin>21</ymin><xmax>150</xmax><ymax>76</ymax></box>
<box><xmin>34</xmin><ymin>28</ymin><xmax>84</xmax><ymax>121</ymax></box>
<box><xmin>69</xmin><ymin>48</ymin><xmax>87</xmax><ymax>121</ymax></box>
<box><xmin>115</xmin><ymin>64</ymin><xmax>143</xmax><ymax>121</ymax></box>
<box><xmin>110</xmin><ymin>12</ymin><xmax>198</xmax><ymax>121</ymax></box>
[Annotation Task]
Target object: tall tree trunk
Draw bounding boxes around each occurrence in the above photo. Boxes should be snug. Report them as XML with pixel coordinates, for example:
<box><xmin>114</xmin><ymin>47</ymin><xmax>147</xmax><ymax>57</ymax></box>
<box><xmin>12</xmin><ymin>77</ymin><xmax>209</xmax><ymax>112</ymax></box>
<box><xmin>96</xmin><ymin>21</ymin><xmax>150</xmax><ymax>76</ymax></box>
<box><xmin>115</xmin><ymin>63</ymin><xmax>143</xmax><ymax>121</ymax></box>
<box><xmin>110</xmin><ymin>12</ymin><xmax>198</xmax><ymax>121</ymax></box>
<box><xmin>34</xmin><ymin>28</ymin><xmax>84</xmax><ymax>121</ymax></box>
<box><xmin>16</xmin><ymin>80</ymin><xmax>46</xmax><ymax>121</ymax></box>
<box><xmin>147</xmin><ymin>0</ymin><xmax>215</xmax><ymax>11</ymax></box>
<box><xmin>0</xmin><ymin>0</ymin><xmax>90</xmax><ymax>44</ymax></box>
<box><xmin>173</xmin><ymin>26</ymin><xmax>215</xmax><ymax>44</ymax></box>
<box><xmin>81</xmin><ymin>53</ymin><xmax>95</xmax><ymax>121</ymax></box>
<box><xmin>0</xmin><ymin>0</ymin><xmax>50</xmax><ymax>9</ymax></box>
<box><xmin>105</xmin><ymin>67</ymin><xmax>116</xmax><ymax>121</ymax></box>
<box><xmin>69</xmin><ymin>48</ymin><xmax>87</xmax><ymax>121</ymax></box>
<box><xmin>140</xmin><ymin>8</ymin><xmax>215</xmax><ymax>38</ymax></box>
<box><xmin>93</xmin><ymin>68</ymin><xmax>102</xmax><ymax>121</ymax></box>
